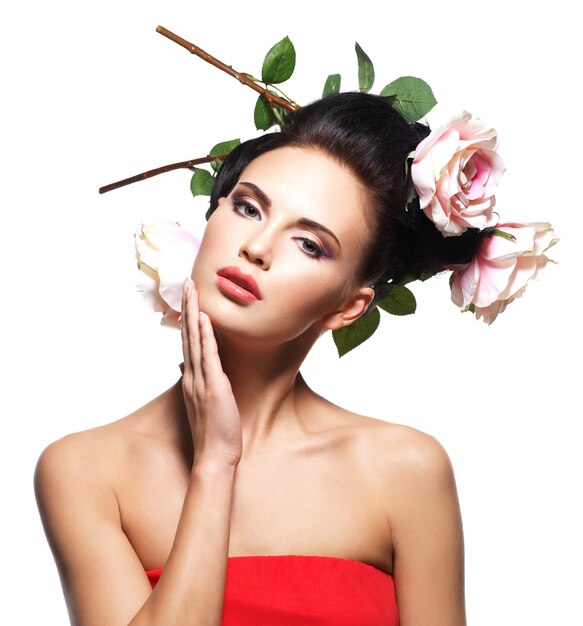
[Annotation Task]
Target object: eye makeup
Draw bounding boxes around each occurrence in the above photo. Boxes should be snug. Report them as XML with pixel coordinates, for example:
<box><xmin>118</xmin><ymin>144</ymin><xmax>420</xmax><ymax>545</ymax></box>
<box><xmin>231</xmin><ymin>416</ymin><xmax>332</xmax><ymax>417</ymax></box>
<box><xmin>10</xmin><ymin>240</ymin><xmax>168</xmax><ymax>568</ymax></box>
<box><xmin>232</xmin><ymin>195</ymin><xmax>262</xmax><ymax>219</ymax></box>
<box><xmin>231</xmin><ymin>181</ymin><xmax>340</xmax><ymax>259</ymax></box>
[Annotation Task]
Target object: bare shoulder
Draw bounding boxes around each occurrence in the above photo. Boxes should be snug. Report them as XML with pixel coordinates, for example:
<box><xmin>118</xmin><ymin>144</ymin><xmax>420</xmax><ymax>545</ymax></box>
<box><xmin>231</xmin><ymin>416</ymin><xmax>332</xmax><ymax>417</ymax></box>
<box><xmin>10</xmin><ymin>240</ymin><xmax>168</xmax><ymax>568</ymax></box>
<box><xmin>34</xmin><ymin>425</ymin><xmax>130</xmax><ymax>531</ymax></box>
<box><xmin>35</xmin><ymin>382</ymin><xmax>181</xmax><ymax>496</ymax></box>
<box><xmin>372</xmin><ymin>420</ymin><xmax>453</xmax><ymax>477</ymax></box>
<box><xmin>336</xmin><ymin>409</ymin><xmax>456</xmax><ymax>493</ymax></box>
<box><xmin>353</xmin><ymin>419</ymin><xmax>465</xmax><ymax>624</ymax></box>
<box><xmin>35</xmin><ymin>424</ymin><xmax>120</xmax><ymax>487</ymax></box>
<box><xmin>311</xmin><ymin>389</ymin><xmax>454</xmax><ymax>480</ymax></box>
<box><xmin>33</xmin><ymin>397</ymin><xmax>177</xmax><ymax>623</ymax></box>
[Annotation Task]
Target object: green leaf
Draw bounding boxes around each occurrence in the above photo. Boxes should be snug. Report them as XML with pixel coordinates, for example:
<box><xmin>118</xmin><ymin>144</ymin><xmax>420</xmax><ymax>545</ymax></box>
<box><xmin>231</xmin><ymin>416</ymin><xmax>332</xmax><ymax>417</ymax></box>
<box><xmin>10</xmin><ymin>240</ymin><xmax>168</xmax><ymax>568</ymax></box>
<box><xmin>332</xmin><ymin>307</ymin><xmax>380</xmax><ymax>357</ymax></box>
<box><xmin>322</xmin><ymin>73</ymin><xmax>341</xmax><ymax>97</ymax></box>
<box><xmin>377</xmin><ymin>285</ymin><xmax>417</xmax><ymax>316</ymax></box>
<box><xmin>355</xmin><ymin>42</ymin><xmax>374</xmax><ymax>93</ymax></box>
<box><xmin>253</xmin><ymin>93</ymin><xmax>289</xmax><ymax>130</ymax></box>
<box><xmin>190</xmin><ymin>168</ymin><xmax>214</xmax><ymax>197</ymax></box>
<box><xmin>254</xmin><ymin>95</ymin><xmax>277</xmax><ymax>130</ymax></box>
<box><xmin>380</xmin><ymin>76</ymin><xmax>437</xmax><ymax>123</ymax></box>
<box><xmin>486</xmin><ymin>228</ymin><xmax>517</xmax><ymax>241</ymax></box>
<box><xmin>209</xmin><ymin>138</ymin><xmax>240</xmax><ymax>157</ymax></box>
<box><xmin>261</xmin><ymin>36</ymin><xmax>296</xmax><ymax>84</ymax></box>
<box><xmin>209</xmin><ymin>138</ymin><xmax>240</xmax><ymax>172</ymax></box>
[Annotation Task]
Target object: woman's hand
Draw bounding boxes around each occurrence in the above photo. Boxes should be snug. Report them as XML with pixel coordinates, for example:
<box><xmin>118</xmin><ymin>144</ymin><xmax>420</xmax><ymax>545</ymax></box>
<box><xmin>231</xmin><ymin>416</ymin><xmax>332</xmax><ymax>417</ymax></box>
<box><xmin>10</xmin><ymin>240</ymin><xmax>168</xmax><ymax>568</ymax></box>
<box><xmin>181</xmin><ymin>278</ymin><xmax>243</xmax><ymax>468</ymax></box>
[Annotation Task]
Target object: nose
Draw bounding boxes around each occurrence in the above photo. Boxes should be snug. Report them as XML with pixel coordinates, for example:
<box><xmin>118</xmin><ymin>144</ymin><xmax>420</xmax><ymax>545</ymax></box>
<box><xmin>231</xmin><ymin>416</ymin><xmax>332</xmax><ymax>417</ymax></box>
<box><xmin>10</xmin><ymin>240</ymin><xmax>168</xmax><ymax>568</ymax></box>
<box><xmin>238</xmin><ymin>228</ymin><xmax>273</xmax><ymax>269</ymax></box>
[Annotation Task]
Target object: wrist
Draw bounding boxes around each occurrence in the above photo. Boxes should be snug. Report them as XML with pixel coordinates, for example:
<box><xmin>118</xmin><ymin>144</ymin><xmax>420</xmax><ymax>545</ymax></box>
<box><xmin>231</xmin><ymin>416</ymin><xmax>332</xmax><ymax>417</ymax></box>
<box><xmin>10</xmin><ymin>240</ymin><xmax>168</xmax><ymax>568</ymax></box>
<box><xmin>191</xmin><ymin>456</ymin><xmax>239</xmax><ymax>478</ymax></box>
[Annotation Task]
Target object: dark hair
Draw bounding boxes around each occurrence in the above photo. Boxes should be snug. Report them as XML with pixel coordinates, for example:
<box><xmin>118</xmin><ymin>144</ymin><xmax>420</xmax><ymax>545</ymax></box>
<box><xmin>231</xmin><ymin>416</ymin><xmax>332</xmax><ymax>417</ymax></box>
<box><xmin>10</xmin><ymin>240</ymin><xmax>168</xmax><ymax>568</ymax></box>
<box><xmin>209</xmin><ymin>92</ymin><xmax>481</xmax><ymax>288</ymax></box>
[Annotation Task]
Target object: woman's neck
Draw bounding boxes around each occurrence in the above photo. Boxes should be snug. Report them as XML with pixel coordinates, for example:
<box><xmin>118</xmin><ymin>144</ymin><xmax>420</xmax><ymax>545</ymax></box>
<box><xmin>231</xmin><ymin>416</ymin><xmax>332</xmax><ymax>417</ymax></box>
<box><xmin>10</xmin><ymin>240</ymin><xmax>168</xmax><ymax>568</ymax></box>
<box><xmin>215</xmin><ymin>331</ymin><xmax>317</xmax><ymax>456</ymax></box>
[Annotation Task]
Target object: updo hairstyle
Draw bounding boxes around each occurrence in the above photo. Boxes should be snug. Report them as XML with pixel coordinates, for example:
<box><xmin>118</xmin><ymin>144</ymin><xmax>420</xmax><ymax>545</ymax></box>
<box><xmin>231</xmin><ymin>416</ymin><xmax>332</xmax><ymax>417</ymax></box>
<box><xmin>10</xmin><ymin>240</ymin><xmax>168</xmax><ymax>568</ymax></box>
<box><xmin>209</xmin><ymin>92</ymin><xmax>482</xmax><ymax>288</ymax></box>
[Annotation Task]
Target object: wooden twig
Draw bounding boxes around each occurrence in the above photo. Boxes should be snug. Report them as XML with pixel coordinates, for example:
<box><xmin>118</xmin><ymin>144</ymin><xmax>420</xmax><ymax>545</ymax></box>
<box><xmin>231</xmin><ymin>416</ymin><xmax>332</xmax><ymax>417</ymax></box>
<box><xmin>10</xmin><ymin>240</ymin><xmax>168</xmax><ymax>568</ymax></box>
<box><xmin>99</xmin><ymin>154</ymin><xmax>225</xmax><ymax>194</ymax></box>
<box><xmin>100</xmin><ymin>26</ymin><xmax>300</xmax><ymax>194</ymax></box>
<box><xmin>156</xmin><ymin>26</ymin><xmax>298</xmax><ymax>113</ymax></box>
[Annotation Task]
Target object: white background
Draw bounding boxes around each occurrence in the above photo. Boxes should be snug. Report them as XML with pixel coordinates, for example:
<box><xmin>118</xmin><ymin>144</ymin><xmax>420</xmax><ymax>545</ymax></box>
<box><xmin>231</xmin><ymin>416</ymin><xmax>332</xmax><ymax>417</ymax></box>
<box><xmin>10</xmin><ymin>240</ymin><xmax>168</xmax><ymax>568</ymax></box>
<box><xmin>1</xmin><ymin>1</ymin><xmax>581</xmax><ymax>624</ymax></box>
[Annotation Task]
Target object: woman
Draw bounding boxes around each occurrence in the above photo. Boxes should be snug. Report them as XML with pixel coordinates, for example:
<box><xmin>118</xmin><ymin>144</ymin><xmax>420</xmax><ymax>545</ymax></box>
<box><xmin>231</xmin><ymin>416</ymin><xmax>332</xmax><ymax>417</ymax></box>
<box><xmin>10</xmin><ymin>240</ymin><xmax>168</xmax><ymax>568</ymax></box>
<box><xmin>35</xmin><ymin>92</ymin><xmax>488</xmax><ymax>625</ymax></box>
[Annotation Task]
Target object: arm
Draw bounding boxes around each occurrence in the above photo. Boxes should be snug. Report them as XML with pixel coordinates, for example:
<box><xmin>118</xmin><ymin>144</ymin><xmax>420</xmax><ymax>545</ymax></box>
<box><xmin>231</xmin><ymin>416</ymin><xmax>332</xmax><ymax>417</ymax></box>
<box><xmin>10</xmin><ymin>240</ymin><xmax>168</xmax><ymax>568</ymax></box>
<box><xmin>35</xmin><ymin>279</ymin><xmax>242</xmax><ymax>626</ymax></box>
<box><xmin>389</xmin><ymin>434</ymin><xmax>466</xmax><ymax>626</ymax></box>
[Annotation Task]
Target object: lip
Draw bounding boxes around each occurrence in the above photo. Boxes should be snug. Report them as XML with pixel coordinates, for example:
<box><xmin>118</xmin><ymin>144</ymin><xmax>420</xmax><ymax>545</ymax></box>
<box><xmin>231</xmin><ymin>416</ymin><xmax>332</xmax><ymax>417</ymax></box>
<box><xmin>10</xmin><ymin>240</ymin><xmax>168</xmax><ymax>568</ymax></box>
<box><xmin>216</xmin><ymin>266</ymin><xmax>262</xmax><ymax>303</ymax></box>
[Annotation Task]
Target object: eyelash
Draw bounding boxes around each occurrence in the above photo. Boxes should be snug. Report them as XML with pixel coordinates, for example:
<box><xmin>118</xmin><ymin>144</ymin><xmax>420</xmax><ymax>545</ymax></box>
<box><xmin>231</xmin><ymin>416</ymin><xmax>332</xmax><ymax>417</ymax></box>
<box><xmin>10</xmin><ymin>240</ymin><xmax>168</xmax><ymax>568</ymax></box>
<box><xmin>294</xmin><ymin>238</ymin><xmax>324</xmax><ymax>258</ymax></box>
<box><xmin>233</xmin><ymin>198</ymin><xmax>262</xmax><ymax>220</ymax></box>
<box><xmin>232</xmin><ymin>197</ymin><xmax>324</xmax><ymax>259</ymax></box>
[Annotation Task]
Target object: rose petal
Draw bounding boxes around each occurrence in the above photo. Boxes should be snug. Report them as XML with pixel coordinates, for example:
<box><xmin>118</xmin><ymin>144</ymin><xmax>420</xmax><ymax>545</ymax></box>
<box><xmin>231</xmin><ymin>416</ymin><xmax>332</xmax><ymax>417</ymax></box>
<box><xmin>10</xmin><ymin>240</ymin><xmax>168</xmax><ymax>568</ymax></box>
<box><xmin>136</xmin><ymin>262</ymin><xmax>166</xmax><ymax>312</ymax></box>
<box><xmin>135</xmin><ymin>229</ymin><xmax>162</xmax><ymax>271</ymax></box>
<box><xmin>134</xmin><ymin>221</ymin><xmax>202</xmax><ymax>323</ymax></box>
<box><xmin>411</xmin><ymin>112</ymin><xmax>504</xmax><ymax>236</ymax></box>
<box><xmin>142</xmin><ymin>221</ymin><xmax>198</xmax><ymax>249</ymax></box>
<box><xmin>473</xmin><ymin>258</ymin><xmax>517</xmax><ymax>307</ymax></box>
<box><xmin>158</xmin><ymin>241</ymin><xmax>200</xmax><ymax>311</ymax></box>
<box><xmin>474</xmin><ymin>299</ymin><xmax>508</xmax><ymax>324</ymax></box>
<box><xmin>450</xmin><ymin>220</ymin><xmax>558</xmax><ymax>322</ymax></box>
<box><xmin>451</xmin><ymin>258</ymin><xmax>479</xmax><ymax>308</ymax></box>
<box><xmin>161</xmin><ymin>309</ymin><xmax>181</xmax><ymax>329</ymax></box>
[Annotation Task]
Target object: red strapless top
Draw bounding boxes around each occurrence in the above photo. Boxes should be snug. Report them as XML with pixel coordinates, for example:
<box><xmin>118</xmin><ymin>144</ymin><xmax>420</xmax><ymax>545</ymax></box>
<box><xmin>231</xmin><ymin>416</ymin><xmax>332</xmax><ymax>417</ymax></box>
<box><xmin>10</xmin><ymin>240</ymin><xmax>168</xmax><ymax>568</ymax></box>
<box><xmin>147</xmin><ymin>555</ymin><xmax>398</xmax><ymax>625</ymax></box>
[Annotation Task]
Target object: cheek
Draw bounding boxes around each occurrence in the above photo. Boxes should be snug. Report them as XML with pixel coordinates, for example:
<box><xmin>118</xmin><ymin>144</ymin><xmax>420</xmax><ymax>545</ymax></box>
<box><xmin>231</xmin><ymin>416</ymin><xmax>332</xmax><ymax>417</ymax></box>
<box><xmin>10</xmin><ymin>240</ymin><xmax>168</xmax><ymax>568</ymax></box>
<box><xmin>189</xmin><ymin>228</ymin><xmax>225</xmax><ymax>312</ymax></box>
<box><xmin>191</xmin><ymin>213</ymin><xmax>234</xmax><ymax>277</ymax></box>
<box><xmin>270</xmin><ymin>263</ymin><xmax>347</xmax><ymax>321</ymax></box>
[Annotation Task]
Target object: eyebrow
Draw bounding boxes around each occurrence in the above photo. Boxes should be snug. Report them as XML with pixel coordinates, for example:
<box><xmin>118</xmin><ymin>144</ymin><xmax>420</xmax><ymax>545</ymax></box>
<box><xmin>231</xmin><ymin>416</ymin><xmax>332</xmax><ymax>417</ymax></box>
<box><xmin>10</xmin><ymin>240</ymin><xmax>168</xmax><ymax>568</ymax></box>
<box><xmin>239</xmin><ymin>181</ymin><xmax>272</xmax><ymax>207</ymax></box>
<box><xmin>297</xmin><ymin>218</ymin><xmax>341</xmax><ymax>248</ymax></box>
<box><xmin>238</xmin><ymin>181</ymin><xmax>341</xmax><ymax>248</ymax></box>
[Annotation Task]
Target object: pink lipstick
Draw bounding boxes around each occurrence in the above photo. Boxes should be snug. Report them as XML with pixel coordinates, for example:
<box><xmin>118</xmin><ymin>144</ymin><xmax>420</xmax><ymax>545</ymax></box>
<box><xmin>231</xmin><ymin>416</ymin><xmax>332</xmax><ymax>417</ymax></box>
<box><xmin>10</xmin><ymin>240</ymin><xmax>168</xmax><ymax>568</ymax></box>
<box><xmin>216</xmin><ymin>266</ymin><xmax>262</xmax><ymax>303</ymax></box>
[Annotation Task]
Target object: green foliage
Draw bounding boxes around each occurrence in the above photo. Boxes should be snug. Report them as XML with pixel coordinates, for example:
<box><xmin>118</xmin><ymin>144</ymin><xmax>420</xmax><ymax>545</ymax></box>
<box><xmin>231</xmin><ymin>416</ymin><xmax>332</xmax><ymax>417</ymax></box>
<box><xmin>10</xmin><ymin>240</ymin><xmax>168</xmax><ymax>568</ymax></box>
<box><xmin>487</xmin><ymin>228</ymin><xmax>516</xmax><ymax>241</ymax></box>
<box><xmin>355</xmin><ymin>42</ymin><xmax>374</xmax><ymax>93</ymax></box>
<box><xmin>262</xmin><ymin>36</ymin><xmax>296</xmax><ymax>84</ymax></box>
<box><xmin>210</xmin><ymin>138</ymin><xmax>241</xmax><ymax>156</ymax></box>
<box><xmin>380</xmin><ymin>76</ymin><xmax>436</xmax><ymax>122</ymax></box>
<box><xmin>254</xmin><ymin>94</ymin><xmax>288</xmax><ymax>130</ymax></box>
<box><xmin>323</xmin><ymin>74</ymin><xmax>341</xmax><ymax>97</ymax></box>
<box><xmin>333</xmin><ymin>307</ymin><xmax>380</xmax><ymax>357</ymax></box>
<box><xmin>254</xmin><ymin>95</ymin><xmax>276</xmax><ymax>130</ymax></box>
<box><xmin>209</xmin><ymin>138</ymin><xmax>241</xmax><ymax>171</ymax></box>
<box><xmin>191</xmin><ymin>139</ymin><xmax>240</xmax><ymax>198</ymax></box>
<box><xmin>377</xmin><ymin>285</ymin><xmax>417</xmax><ymax>316</ymax></box>
<box><xmin>190</xmin><ymin>167</ymin><xmax>214</xmax><ymax>197</ymax></box>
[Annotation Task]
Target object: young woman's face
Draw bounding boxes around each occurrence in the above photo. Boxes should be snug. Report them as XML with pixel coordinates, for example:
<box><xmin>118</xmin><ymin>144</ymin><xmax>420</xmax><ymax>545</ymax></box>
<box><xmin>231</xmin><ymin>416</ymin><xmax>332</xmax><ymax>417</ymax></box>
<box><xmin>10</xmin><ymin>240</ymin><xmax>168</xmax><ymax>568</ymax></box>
<box><xmin>192</xmin><ymin>146</ymin><xmax>374</xmax><ymax>346</ymax></box>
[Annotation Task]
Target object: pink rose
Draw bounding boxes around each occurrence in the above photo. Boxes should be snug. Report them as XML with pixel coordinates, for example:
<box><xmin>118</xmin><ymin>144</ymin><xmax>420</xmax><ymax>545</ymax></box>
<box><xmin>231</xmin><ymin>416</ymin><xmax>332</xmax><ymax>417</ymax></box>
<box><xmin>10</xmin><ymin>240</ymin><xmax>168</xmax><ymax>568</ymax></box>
<box><xmin>411</xmin><ymin>112</ymin><xmax>506</xmax><ymax>236</ymax></box>
<box><xmin>135</xmin><ymin>221</ymin><xmax>200</xmax><ymax>328</ymax></box>
<box><xmin>450</xmin><ymin>222</ymin><xmax>558</xmax><ymax>324</ymax></box>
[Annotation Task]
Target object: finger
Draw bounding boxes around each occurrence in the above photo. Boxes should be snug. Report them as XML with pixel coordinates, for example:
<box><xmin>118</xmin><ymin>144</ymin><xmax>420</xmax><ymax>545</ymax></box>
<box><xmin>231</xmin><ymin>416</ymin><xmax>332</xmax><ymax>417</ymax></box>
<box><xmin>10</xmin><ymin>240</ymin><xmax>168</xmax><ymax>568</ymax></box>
<box><xmin>184</xmin><ymin>278</ymin><xmax>203</xmax><ymax>378</ymax></box>
<box><xmin>180</xmin><ymin>280</ymin><xmax>192</xmax><ymax>378</ymax></box>
<box><xmin>198</xmin><ymin>311</ymin><xmax>227</xmax><ymax>386</ymax></box>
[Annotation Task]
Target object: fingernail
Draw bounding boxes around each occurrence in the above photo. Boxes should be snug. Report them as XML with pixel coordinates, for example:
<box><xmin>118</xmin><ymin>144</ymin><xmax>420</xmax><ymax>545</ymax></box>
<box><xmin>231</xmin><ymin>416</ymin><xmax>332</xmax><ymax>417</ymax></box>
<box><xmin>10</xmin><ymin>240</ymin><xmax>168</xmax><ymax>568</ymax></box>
<box><xmin>199</xmin><ymin>311</ymin><xmax>206</xmax><ymax>325</ymax></box>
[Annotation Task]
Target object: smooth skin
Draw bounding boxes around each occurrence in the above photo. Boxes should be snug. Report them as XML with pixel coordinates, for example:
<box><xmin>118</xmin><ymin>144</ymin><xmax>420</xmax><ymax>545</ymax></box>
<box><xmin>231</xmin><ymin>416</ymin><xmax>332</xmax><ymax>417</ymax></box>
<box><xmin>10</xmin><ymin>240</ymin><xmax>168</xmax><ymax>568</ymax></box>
<box><xmin>35</xmin><ymin>147</ymin><xmax>466</xmax><ymax>626</ymax></box>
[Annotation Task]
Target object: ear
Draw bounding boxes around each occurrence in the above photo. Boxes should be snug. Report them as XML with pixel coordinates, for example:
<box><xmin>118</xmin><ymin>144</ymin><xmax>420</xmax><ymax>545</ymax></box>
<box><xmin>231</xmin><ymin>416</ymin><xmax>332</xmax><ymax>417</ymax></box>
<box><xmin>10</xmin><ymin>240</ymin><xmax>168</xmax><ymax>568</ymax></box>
<box><xmin>321</xmin><ymin>287</ymin><xmax>375</xmax><ymax>331</ymax></box>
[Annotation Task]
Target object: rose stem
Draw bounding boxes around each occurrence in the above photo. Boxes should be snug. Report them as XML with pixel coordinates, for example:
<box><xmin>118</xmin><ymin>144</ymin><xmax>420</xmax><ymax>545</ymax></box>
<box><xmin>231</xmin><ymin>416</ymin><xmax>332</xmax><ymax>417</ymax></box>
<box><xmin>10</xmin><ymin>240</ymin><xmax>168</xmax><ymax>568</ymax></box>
<box><xmin>100</xmin><ymin>26</ymin><xmax>300</xmax><ymax>194</ymax></box>
<box><xmin>99</xmin><ymin>154</ymin><xmax>226</xmax><ymax>194</ymax></box>
<box><xmin>155</xmin><ymin>26</ymin><xmax>298</xmax><ymax>113</ymax></box>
